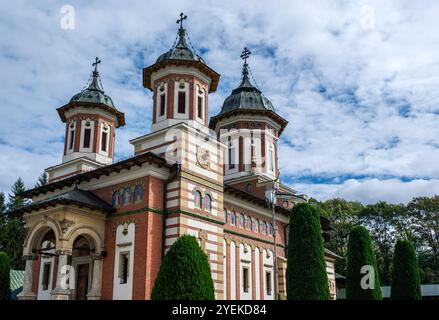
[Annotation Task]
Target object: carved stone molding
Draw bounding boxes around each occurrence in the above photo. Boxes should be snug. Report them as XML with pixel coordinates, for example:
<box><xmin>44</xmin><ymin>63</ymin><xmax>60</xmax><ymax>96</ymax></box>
<box><xmin>22</xmin><ymin>254</ymin><xmax>38</xmax><ymax>261</ymax></box>
<box><xmin>59</xmin><ymin>219</ymin><xmax>75</xmax><ymax>234</ymax></box>
<box><xmin>55</xmin><ymin>250</ymin><xmax>72</xmax><ymax>256</ymax></box>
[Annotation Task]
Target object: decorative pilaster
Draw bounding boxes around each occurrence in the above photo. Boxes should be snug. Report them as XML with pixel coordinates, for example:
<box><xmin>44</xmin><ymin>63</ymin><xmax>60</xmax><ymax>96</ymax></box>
<box><xmin>251</xmin><ymin>245</ymin><xmax>256</xmax><ymax>300</ymax></box>
<box><xmin>259</xmin><ymin>249</ymin><xmax>264</xmax><ymax>300</ymax></box>
<box><xmin>225</xmin><ymin>238</ymin><xmax>231</xmax><ymax>300</ymax></box>
<box><xmin>87</xmin><ymin>255</ymin><xmax>103</xmax><ymax>300</ymax></box>
<box><xmin>51</xmin><ymin>250</ymin><xmax>73</xmax><ymax>300</ymax></box>
<box><xmin>235</xmin><ymin>241</ymin><xmax>240</xmax><ymax>300</ymax></box>
<box><xmin>17</xmin><ymin>254</ymin><xmax>38</xmax><ymax>300</ymax></box>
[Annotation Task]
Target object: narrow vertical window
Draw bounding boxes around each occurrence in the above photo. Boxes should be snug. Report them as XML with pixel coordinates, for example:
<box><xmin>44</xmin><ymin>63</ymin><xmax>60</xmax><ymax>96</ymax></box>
<box><xmin>204</xmin><ymin>194</ymin><xmax>212</xmax><ymax>212</ymax></box>
<box><xmin>194</xmin><ymin>191</ymin><xmax>202</xmax><ymax>208</ymax></box>
<box><xmin>160</xmin><ymin>93</ymin><xmax>166</xmax><ymax>116</ymax></box>
<box><xmin>119</xmin><ymin>252</ymin><xmax>129</xmax><ymax>284</ymax></box>
<box><xmin>239</xmin><ymin>213</ymin><xmax>245</xmax><ymax>228</ymax></box>
<box><xmin>243</xmin><ymin>267</ymin><xmax>249</xmax><ymax>293</ymax></box>
<box><xmin>266</xmin><ymin>271</ymin><xmax>272</xmax><ymax>295</ymax></box>
<box><xmin>69</xmin><ymin>129</ymin><xmax>75</xmax><ymax>150</ymax></box>
<box><xmin>269</xmin><ymin>146</ymin><xmax>274</xmax><ymax>171</ymax></box>
<box><xmin>83</xmin><ymin>128</ymin><xmax>91</xmax><ymax>148</ymax></box>
<box><xmin>178</xmin><ymin>91</ymin><xmax>186</xmax><ymax>114</ymax></box>
<box><xmin>224</xmin><ymin>209</ymin><xmax>228</xmax><ymax>223</ymax></box>
<box><xmin>228</xmin><ymin>144</ymin><xmax>235</xmax><ymax>169</ymax></box>
<box><xmin>197</xmin><ymin>96</ymin><xmax>203</xmax><ymax>119</ymax></box>
<box><xmin>42</xmin><ymin>262</ymin><xmax>51</xmax><ymax>290</ymax></box>
<box><xmin>230</xmin><ymin>211</ymin><xmax>236</xmax><ymax>225</ymax></box>
<box><xmin>101</xmin><ymin>131</ymin><xmax>108</xmax><ymax>152</ymax></box>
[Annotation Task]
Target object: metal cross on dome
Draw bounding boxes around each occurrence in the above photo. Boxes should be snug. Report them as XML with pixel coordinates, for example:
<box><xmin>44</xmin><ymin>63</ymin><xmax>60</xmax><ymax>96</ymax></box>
<box><xmin>176</xmin><ymin>12</ymin><xmax>187</xmax><ymax>30</ymax></box>
<box><xmin>92</xmin><ymin>57</ymin><xmax>101</xmax><ymax>72</ymax></box>
<box><xmin>240</xmin><ymin>47</ymin><xmax>251</xmax><ymax>64</ymax></box>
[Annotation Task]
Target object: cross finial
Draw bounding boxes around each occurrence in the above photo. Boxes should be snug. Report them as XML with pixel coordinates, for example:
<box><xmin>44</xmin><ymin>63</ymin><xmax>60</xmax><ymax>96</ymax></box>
<box><xmin>240</xmin><ymin>47</ymin><xmax>251</xmax><ymax>64</ymax></box>
<box><xmin>92</xmin><ymin>57</ymin><xmax>101</xmax><ymax>72</ymax></box>
<box><xmin>176</xmin><ymin>12</ymin><xmax>187</xmax><ymax>30</ymax></box>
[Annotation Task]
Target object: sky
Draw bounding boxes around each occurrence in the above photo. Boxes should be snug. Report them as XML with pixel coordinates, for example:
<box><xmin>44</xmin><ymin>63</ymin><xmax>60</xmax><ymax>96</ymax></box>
<box><xmin>1</xmin><ymin>0</ymin><xmax>439</xmax><ymax>204</ymax></box>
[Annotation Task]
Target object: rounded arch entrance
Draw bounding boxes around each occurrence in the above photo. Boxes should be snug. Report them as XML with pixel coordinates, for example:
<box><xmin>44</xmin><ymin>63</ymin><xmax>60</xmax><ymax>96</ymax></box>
<box><xmin>68</xmin><ymin>228</ymin><xmax>104</xmax><ymax>300</ymax></box>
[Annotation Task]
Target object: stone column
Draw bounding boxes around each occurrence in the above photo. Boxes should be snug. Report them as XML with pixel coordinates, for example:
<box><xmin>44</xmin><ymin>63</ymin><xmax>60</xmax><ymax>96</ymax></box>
<box><xmin>17</xmin><ymin>254</ymin><xmax>38</xmax><ymax>300</ymax></box>
<box><xmin>51</xmin><ymin>250</ymin><xmax>73</xmax><ymax>300</ymax></box>
<box><xmin>87</xmin><ymin>255</ymin><xmax>103</xmax><ymax>300</ymax></box>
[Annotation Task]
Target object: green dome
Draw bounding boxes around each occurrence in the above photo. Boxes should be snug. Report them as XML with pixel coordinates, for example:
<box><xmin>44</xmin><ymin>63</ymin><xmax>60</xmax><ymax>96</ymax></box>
<box><xmin>70</xmin><ymin>64</ymin><xmax>114</xmax><ymax>108</ymax></box>
<box><xmin>219</xmin><ymin>63</ymin><xmax>275</xmax><ymax>115</ymax></box>
<box><xmin>156</xmin><ymin>22</ymin><xmax>205</xmax><ymax>65</ymax></box>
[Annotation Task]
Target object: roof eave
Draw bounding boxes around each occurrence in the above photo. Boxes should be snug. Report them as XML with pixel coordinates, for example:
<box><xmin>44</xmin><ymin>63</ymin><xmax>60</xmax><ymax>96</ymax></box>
<box><xmin>20</xmin><ymin>152</ymin><xmax>175</xmax><ymax>199</ymax></box>
<box><xmin>143</xmin><ymin>59</ymin><xmax>220</xmax><ymax>93</ymax></box>
<box><xmin>209</xmin><ymin>109</ymin><xmax>288</xmax><ymax>135</ymax></box>
<box><xmin>57</xmin><ymin>101</ymin><xmax>126</xmax><ymax>128</ymax></box>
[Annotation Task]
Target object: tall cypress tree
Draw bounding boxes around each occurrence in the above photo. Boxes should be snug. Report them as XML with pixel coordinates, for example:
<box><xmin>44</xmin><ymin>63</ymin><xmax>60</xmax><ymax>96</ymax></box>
<box><xmin>346</xmin><ymin>226</ymin><xmax>382</xmax><ymax>300</ymax></box>
<box><xmin>0</xmin><ymin>252</ymin><xmax>11</xmax><ymax>300</ymax></box>
<box><xmin>286</xmin><ymin>203</ymin><xmax>330</xmax><ymax>300</ymax></box>
<box><xmin>151</xmin><ymin>235</ymin><xmax>215</xmax><ymax>300</ymax></box>
<box><xmin>391</xmin><ymin>240</ymin><xmax>422</xmax><ymax>300</ymax></box>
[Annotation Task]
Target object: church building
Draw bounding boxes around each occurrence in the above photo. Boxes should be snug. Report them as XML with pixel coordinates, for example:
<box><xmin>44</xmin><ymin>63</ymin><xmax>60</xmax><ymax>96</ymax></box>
<box><xmin>11</xmin><ymin>14</ymin><xmax>339</xmax><ymax>300</ymax></box>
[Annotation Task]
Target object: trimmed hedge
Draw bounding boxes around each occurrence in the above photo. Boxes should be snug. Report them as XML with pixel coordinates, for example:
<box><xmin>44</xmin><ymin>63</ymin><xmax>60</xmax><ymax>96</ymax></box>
<box><xmin>0</xmin><ymin>251</ymin><xmax>11</xmax><ymax>300</ymax></box>
<box><xmin>151</xmin><ymin>235</ymin><xmax>215</xmax><ymax>300</ymax></box>
<box><xmin>286</xmin><ymin>203</ymin><xmax>330</xmax><ymax>300</ymax></box>
<box><xmin>391</xmin><ymin>240</ymin><xmax>421</xmax><ymax>300</ymax></box>
<box><xmin>346</xmin><ymin>226</ymin><xmax>382</xmax><ymax>300</ymax></box>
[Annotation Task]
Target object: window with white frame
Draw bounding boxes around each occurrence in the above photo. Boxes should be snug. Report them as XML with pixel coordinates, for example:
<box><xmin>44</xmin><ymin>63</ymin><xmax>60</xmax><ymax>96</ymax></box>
<box><xmin>100</xmin><ymin>123</ymin><xmax>110</xmax><ymax>153</ymax></box>
<box><xmin>119</xmin><ymin>252</ymin><xmax>130</xmax><ymax>284</ymax></box>
<box><xmin>268</xmin><ymin>144</ymin><xmax>274</xmax><ymax>172</ymax></box>
<box><xmin>67</xmin><ymin>121</ymin><xmax>75</xmax><ymax>151</ymax></box>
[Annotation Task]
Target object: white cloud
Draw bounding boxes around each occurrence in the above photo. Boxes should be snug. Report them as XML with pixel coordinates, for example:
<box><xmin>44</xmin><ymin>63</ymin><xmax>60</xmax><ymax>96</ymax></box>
<box><xmin>295</xmin><ymin>178</ymin><xmax>439</xmax><ymax>204</ymax></box>
<box><xmin>1</xmin><ymin>1</ymin><xmax>439</xmax><ymax>204</ymax></box>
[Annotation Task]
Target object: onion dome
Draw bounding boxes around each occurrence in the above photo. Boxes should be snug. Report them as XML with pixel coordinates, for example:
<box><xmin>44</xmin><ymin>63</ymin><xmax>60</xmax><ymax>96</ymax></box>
<box><xmin>156</xmin><ymin>13</ymin><xmax>206</xmax><ymax>65</ymax></box>
<box><xmin>57</xmin><ymin>58</ymin><xmax>125</xmax><ymax>127</ymax></box>
<box><xmin>143</xmin><ymin>13</ymin><xmax>220</xmax><ymax>93</ymax></box>
<box><xmin>70</xmin><ymin>58</ymin><xmax>115</xmax><ymax>108</ymax></box>
<box><xmin>209</xmin><ymin>47</ymin><xmax>287</xmax><ymax>134</ymax></box>
<box><xmin>221</xmin><ymin>52</ymin><xmax>275</xmax><ymax>114</ymax></box>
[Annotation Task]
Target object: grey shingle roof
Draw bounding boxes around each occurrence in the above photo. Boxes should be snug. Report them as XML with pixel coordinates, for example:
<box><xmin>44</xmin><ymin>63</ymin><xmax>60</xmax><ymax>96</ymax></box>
<box><xmin>7</xmin><ymin>188</ymin><xmax>114</xmax><ymax>215</ymax></box>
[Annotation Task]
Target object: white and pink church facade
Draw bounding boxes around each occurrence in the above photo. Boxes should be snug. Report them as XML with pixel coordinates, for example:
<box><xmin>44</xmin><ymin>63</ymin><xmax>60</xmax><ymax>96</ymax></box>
<box><xmin>11</xmin><ymin>15</ymin><xmax>339</xmax><ymax>301</ymax></box>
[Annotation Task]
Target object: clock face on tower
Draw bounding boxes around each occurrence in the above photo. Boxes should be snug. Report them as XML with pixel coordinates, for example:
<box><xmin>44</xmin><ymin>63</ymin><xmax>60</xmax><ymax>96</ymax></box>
<box><xmin>196</xmin><ymin>146</ymin><xmax>211</xmax><ymax>170</ymax></box>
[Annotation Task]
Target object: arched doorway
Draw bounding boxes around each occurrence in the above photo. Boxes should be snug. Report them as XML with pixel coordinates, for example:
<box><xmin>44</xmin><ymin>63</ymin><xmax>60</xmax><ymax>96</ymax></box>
<box><xmin>72</xmin><ymin>235</ymin><xmax>95</xmax><ymax>300</ymax></box>
<box><xmin>35</xmin><ymin>229</ymin><xmax>56</xmax><ymax>300</ymax></box>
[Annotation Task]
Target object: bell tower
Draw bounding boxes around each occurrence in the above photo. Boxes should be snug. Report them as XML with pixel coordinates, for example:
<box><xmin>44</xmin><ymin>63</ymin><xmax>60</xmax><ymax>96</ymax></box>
<box><xmin>131</xmin><ymin>13</ymin><xmax>225</xmax><ymax>299</ymax></box>
<box><xmin>47</xmin><ymin>58</ymin><xmax>125</xmax><ymax>183</ymax></box>
<box><xmin>210</xmin><ymin>48</ymin><xmax>288</xmax><ymax>185</ymax></box>
<box><xmin>141</xmin><ymin>13</ymin><xmax>220</xmax><ymax>133</ymax></box>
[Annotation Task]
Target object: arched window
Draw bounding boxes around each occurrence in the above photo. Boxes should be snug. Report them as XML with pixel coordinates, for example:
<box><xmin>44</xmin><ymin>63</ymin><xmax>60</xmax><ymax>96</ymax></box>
<box><xmin>123</xmin><ymin>187</ymin><xmax>132</xmax><ymax>205</ymax></box>
<box><xmin>257</xmin><ymin>219</ymin><xmax>261</xmax><ymax>233</ymax></box>
<box><xmin>112</xmin><ymin>190</ymin><xmax>121</xmax><ymax>208</ymax></box>
<box><xmin>252</xmin><ymin>219</ymin><xmax>258</xmax><ymax>232</ymax></box>
<box><xmin>230</xmin><ymin>211</ymin><xmax>236</xmax><ymax>225</ymax></box>
<box><xmin>134</xmin><ymin>184</ymin><xmax>143</xmax><ymax>203</ymax></box>
<box><xmin>194</xmin><ymin>190</ymin><xmax>202</xmax><ymax>208</ymax></box>
<box><xmin>239</xmin><ymin>213</ymin><xmax>245</xmax><ymax>227</ymax></box>
<box><xmin>205</xmin><ymin>194</ymin><xmax>212</xmax><ymax>211</ymax></box>
<box><xmin>224</xmin><ymin>209</ymin><xmax>228</xmax><ymax>223</ymax></box>
<box><xmin>261</xmin><ymin>221</ymin><xmax>267</xmax><ymax>234</ymax></box>
<box><xmin>246</xmin><ymin>216</ymin><xmax>252</xmax><ymax>229</ymax></box>
<box><xmin>269</xmin><ymin>223</ymin><xmax>274</xmax><ymax>236</ymax></box>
